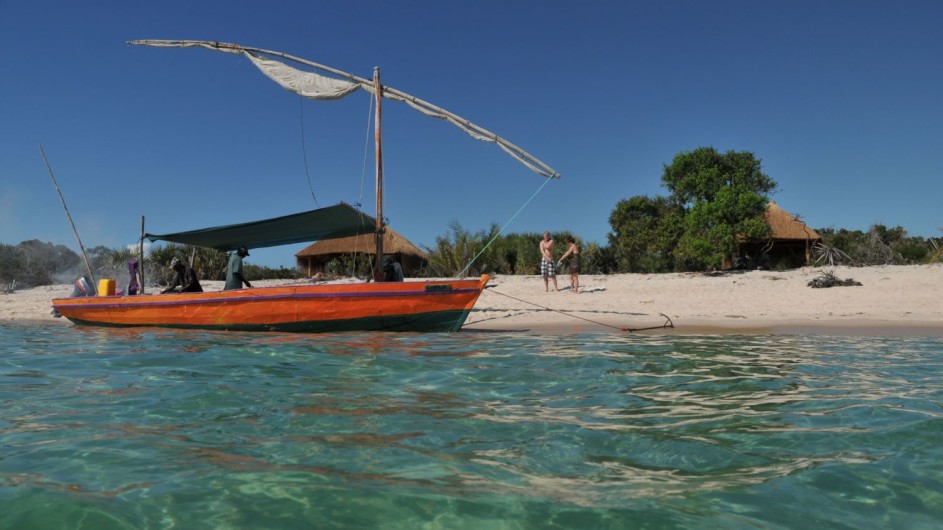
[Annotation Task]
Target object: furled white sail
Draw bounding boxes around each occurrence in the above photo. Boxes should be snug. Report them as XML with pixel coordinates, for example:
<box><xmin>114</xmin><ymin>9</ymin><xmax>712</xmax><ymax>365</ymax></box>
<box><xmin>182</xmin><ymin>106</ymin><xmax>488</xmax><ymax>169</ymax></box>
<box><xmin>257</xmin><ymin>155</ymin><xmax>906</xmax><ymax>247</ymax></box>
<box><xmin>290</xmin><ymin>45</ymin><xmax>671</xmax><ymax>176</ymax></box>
<box><xmin>129</xmin><ymin>39</ymin><xmax>559</xmax><ymax>179</ymax></box>
<box><xmin>245</xmin><ymin>53</ymin><xmax>361</xmax><ymax>100</ymax></box>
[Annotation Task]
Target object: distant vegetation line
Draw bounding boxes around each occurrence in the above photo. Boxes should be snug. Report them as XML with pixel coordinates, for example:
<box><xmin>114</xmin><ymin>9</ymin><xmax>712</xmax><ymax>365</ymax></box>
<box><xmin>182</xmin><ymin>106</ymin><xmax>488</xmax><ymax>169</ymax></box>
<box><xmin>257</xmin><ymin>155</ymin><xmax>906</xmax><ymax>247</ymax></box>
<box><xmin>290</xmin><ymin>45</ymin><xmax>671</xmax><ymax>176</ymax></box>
<box><xmin>6</xmin><ymin>147</ymin><xmax>940</xmax><ymax>289</ymax></box>
<box><xmin>2</xmin><ymin>222</ymin><xmax>940</xmax><ymax>291</ymax></box>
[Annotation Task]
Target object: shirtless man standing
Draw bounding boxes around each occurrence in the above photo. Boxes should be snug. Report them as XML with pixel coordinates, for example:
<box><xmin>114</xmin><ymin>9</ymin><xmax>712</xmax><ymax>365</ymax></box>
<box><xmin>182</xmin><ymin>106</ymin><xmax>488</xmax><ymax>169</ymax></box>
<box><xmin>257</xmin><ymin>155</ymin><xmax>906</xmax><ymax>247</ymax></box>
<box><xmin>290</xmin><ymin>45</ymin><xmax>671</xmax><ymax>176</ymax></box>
<box><xmin>539</xmin><ymin>231</ymin><xmax>558</xmax><ymax>292</ymax></box>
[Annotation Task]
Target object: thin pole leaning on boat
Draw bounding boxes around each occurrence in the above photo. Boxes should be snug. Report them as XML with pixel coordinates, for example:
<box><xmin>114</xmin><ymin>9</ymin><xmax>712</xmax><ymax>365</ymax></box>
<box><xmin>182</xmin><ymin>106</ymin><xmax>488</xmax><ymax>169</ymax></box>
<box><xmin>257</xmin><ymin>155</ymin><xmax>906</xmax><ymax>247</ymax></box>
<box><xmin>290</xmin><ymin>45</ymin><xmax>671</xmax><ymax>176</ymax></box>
<box><xmin>127</xmin><ymin>39</ymin><xmax>561</xmax><ymax>180</ymax></box>
<box><xmin>139</xmin><ymin>216</ymin><xmax>146</xmax><ymax>294</ymax></box>
<box><xmin>39</xmin><ymin>145</ymin><xmax>96</xmax><ymax>288</ymax></box>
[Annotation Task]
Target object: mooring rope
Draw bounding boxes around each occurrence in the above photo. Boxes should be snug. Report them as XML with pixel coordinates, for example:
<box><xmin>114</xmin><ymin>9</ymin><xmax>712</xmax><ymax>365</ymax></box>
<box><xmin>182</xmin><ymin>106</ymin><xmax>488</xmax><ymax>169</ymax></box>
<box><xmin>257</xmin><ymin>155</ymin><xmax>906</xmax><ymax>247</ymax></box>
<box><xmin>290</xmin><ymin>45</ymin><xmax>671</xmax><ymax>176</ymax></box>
<box><xmin>470</xmin><ymin>287</ymin><xmax>675</xmax><ymax>333</ymax></box>
<box><xmin>457</xmin><ymin>176</ymin><xmax>556</xmax><ymax>278</ymax></box>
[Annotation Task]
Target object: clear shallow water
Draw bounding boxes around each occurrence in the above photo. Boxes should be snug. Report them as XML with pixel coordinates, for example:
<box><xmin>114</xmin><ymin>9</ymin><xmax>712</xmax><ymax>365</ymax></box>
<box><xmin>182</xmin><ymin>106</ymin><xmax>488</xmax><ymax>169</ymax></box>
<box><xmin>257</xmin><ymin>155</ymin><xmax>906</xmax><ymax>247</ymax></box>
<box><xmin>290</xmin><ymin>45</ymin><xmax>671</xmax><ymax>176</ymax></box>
<box><xmin>1</xmin><ymin>323</ymin><xmax>942</xmax><ymax>529</ymax></box>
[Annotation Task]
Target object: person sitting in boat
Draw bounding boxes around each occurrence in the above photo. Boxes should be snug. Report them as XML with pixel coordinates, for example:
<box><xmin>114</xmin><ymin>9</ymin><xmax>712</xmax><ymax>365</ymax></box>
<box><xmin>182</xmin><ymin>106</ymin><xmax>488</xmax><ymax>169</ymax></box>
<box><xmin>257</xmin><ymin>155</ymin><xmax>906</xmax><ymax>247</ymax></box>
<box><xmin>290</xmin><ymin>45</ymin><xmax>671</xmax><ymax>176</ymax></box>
<box><xmin>224</xmin><ymin>246</ymin><xmax>253</xmax><ymax>290</ymax></box>
<box><xmin>382</xmin><ymin>256</ymin><xmax>404</xmax><ymax>282</ymax></box>
<box><xmin>161</xmin><ymin>258</ymin><xmax>203</xmax><ymax>294</ymax></box>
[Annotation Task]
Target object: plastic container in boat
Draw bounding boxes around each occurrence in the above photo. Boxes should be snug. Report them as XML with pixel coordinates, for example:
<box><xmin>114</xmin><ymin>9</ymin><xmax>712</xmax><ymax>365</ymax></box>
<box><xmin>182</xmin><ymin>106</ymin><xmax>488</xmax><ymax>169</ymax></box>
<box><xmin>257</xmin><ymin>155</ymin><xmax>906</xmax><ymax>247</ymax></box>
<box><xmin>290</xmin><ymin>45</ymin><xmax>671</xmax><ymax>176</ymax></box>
<box><xmin>98</xmin><ymin>278</ymin><xmax>116</xmax><ymax>296</ymax></box>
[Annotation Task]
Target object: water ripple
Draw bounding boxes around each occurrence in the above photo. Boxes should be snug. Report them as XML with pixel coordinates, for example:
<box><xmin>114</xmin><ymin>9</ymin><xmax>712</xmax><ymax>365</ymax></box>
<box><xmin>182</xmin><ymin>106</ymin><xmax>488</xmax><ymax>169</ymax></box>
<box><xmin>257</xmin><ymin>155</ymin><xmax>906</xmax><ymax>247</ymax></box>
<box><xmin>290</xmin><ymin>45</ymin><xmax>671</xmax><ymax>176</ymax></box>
<box><xmin>1</xmin><ymin>323</ymin><xmax>942</xmax><ymax>528</ymax></box>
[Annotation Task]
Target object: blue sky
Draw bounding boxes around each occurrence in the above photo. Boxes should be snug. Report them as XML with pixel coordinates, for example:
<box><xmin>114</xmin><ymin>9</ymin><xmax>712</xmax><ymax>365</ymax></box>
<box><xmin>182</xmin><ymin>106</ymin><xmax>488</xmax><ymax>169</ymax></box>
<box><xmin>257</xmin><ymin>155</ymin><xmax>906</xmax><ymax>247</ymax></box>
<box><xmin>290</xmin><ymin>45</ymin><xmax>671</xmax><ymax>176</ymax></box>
<box><xmin>3</xmin><ymin>0</ymin><xmax>941</xmax><ymax>268</ymax></box>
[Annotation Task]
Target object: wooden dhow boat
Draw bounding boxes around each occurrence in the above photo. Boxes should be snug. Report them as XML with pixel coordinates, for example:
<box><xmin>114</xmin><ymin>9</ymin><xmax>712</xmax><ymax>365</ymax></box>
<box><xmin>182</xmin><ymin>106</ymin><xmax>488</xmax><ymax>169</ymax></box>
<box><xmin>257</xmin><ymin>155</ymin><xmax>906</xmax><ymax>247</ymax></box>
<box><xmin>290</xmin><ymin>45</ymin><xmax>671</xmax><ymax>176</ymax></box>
<box><xmin>53</xmin><ymin>274</ymin><xmax>491</xmax><ymax>333</ymax></box>
<box><xmin>52</xmin><ymin>40</ymin><xmax>558</xmax><ymax>333</ymax></box>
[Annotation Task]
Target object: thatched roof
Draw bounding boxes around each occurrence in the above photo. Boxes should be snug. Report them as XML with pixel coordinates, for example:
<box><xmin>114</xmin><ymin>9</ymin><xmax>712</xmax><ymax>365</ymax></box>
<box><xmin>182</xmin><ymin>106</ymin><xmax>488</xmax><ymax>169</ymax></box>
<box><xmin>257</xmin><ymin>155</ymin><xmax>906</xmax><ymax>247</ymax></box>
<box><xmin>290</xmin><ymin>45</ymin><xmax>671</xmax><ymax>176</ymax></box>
<box><xmin>295</xmin><ymin>227</ymin><xmax>427</xmax><ymax>258</ymax></box>
<box><xmin>765</xmin><ymin>201</ymin><xmax>821</xmax><ymax>240</ymax></box>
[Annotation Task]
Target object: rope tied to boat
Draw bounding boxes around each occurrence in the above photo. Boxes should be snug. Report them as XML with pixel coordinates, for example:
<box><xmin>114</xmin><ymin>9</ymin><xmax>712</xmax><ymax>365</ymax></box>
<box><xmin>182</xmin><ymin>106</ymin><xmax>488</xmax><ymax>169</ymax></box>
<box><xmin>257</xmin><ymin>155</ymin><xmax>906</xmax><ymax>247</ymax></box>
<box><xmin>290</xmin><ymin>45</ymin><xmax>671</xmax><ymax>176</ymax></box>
<box><xmin>476</xmin><ymin>288</ymin><xmax>674</xmax><ymax>333</ymax></box>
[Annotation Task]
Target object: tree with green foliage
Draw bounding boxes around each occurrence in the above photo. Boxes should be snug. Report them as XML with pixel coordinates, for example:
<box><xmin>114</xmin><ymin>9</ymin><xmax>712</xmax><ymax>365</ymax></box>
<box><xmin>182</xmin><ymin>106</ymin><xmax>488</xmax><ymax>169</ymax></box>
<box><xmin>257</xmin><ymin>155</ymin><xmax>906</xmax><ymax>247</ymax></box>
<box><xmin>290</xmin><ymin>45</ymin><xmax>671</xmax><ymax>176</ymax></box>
<box><xmin>86</xmin><ymin>245</ymin><xmax>137</xmax><ymax>282</ymax></box>
<box><xmin>420</xmin><ymin>223</ymin><xmax>613</xmax><ymax>277</ymax></box>
<box><xmin>816</xmin><ymin>224</ymin><xmax>941</xmax><ymax>266</ymax></box>
<box><xmin>663</xmin><ymin>147</ymin><xmax>776</xmax><ymax>269</ymax></box>
<box><xmin>573</xmin><ymin>241</ymin><xmax>609</xmax><ymax>275</ymax></box>
<box><xmin>421</xmin><ymin>222</ymin><xmax>500</xmax><ymax>277</ymax></box>
<box><xmin>485</xmin><ymin>231</ymin><xmax>540</xmax><ymax>275</ymax></box>
<box><xmin>3</xmin><ymin>240</ymin><xmax>80</xmax><ymax>287</ymax></box>
<box><xmin>608</xmin><ymin>147</ymin><xmax>777</xmax><ymax>272</ymax></box>
<box><xmin>149</xmin><ymin>244</ymin><xmax>222</xmax><ymax>284</ymax></box>
<box><xmin>608</xmin><ymin>195</ymin><xmax>684</xmax><ymax>272</ymax></box>
<box><xmin>929</xmin><ymin>234</ymin><xmax>943</xmax><ymax>263</ymax></box>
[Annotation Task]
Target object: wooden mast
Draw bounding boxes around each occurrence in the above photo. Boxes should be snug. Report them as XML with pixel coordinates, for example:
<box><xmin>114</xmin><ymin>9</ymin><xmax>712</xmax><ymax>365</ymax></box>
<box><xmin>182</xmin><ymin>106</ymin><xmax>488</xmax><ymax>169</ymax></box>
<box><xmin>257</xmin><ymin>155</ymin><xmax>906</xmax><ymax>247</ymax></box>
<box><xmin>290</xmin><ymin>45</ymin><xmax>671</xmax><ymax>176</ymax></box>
<box><xmin>139</xmin><ymin>216</ymin><xmax>146</xmax><ymax>294</ymax></box>
<box><xmin>373</xmin><ymin>66</ymin><xmax>385</xmax><ymax>281</ymax></box>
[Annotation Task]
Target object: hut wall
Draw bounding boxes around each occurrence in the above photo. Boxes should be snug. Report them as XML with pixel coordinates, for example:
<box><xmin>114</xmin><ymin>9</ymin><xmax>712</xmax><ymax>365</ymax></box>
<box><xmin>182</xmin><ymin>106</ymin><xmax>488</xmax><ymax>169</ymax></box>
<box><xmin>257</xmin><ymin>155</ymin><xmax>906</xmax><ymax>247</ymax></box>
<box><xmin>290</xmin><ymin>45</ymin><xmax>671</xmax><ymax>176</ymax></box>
<box><xmin>296</xmin><ymin>254</ymin><xmax>425</xmax><ymax>277</ymax></box>
<box><xmin>732</xmin><ymin>239</ymin><xmax>815</xmax><ymax>270</ymax></box>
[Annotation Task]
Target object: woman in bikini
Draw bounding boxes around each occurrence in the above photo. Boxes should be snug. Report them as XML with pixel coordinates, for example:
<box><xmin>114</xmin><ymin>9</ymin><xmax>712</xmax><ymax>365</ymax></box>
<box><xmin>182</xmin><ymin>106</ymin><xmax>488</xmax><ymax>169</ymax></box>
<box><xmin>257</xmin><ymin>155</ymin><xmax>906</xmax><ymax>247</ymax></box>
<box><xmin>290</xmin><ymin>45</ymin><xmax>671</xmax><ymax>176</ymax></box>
<box><xmin>558</xmin><ymin>235</ymin><xmax>580</xmax><ymax>293</ymax></box>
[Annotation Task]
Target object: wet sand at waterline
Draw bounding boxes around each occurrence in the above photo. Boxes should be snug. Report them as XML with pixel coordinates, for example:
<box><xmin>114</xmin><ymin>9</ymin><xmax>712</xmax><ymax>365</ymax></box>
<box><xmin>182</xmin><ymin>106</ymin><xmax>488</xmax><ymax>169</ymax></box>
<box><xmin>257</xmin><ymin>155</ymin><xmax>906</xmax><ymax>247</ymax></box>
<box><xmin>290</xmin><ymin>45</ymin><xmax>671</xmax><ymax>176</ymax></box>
<box><xmin>3</xmin><ymin>265</ymin><xmax>941</xmax><ymax>336</ymax></box>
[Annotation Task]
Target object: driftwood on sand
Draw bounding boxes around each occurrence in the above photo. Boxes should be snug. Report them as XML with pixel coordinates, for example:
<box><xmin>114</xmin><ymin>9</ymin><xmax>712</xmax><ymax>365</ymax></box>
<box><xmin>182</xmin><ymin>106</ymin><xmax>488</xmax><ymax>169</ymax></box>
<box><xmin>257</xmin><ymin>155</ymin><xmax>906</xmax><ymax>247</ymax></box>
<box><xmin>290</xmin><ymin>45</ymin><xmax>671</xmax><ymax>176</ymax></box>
<box><xmin>808</xmin><ymin>270</ymin><xmax>862</xmax><ymax>288</ymax></box>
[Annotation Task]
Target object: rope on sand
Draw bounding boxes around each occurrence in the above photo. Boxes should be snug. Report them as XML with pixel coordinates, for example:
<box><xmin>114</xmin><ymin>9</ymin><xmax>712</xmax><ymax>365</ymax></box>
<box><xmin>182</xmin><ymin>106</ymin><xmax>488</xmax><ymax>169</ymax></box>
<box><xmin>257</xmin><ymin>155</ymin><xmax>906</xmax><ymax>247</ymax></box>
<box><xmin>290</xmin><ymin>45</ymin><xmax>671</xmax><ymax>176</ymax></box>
<box><xmin>478</xmin><ymin>288</ymin><xmax>674</xmax><ymax>333</ymax></box>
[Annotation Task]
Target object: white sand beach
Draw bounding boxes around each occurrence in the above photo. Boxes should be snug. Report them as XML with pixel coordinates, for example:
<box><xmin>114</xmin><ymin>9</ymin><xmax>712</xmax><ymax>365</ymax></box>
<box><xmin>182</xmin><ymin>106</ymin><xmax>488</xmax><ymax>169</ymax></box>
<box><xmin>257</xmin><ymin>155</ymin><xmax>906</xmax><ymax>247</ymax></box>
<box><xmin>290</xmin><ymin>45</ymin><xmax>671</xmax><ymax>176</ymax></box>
<box><xmin>3</xmin><ymin>265</ymin><xmax>941</xmax><ymax>335</ymax></box>
<box><xmin>466</xmin><ymin>264</ymin><xmax>943</xmax><ymax>335</ymax></box>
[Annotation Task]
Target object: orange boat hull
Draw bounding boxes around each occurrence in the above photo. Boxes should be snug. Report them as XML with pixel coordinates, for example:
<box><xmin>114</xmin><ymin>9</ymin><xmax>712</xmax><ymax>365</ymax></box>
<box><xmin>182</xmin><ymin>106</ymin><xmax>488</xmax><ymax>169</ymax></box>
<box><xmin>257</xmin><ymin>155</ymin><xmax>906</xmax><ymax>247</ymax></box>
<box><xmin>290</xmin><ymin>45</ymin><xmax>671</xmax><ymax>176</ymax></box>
<box><xmin>52</xmin><ymin>275</ymin><xmax>489</xmax><ymax>332</ymax></box>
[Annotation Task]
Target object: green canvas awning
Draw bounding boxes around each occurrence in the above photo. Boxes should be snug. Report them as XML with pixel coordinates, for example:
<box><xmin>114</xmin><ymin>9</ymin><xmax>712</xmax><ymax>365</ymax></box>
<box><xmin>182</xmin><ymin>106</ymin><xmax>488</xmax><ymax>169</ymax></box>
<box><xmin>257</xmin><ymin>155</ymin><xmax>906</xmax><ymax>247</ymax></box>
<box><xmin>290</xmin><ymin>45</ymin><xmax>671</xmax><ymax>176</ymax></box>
<box><xmin>145</xmin><ymin>203</ymin><xmax>377</xmax><ymax>252</ymax></box>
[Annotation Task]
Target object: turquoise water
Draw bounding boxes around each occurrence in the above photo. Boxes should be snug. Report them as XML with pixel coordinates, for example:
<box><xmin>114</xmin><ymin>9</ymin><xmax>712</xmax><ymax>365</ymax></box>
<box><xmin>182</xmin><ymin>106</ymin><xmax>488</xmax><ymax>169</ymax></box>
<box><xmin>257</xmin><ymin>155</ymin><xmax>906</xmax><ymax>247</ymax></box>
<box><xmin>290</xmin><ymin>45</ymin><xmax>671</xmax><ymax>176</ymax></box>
<box><xmin>1</xmin><ymin>323</ymin><xmax>942</xmax><ymax>529</ymax></box>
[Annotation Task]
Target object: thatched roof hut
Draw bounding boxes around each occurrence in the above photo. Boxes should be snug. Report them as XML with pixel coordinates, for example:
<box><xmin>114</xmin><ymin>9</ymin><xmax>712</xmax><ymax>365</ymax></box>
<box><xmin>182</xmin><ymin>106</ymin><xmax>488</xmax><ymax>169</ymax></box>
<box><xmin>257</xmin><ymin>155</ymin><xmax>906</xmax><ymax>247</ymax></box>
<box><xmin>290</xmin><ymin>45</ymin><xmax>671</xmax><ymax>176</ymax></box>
<box><xmin>730</xmin><ymin>201</ymin><xmax>821</xmax><ymax>269</ymax></box>
<box><xmin>294</xmin><ymin>228</ymin><xmax>427</xmax><ymax>276</ymax></box>
<box><xmin>765</xmin><ymin>201</ymin><xmax>821</xmax><ymax>241</ymax></box>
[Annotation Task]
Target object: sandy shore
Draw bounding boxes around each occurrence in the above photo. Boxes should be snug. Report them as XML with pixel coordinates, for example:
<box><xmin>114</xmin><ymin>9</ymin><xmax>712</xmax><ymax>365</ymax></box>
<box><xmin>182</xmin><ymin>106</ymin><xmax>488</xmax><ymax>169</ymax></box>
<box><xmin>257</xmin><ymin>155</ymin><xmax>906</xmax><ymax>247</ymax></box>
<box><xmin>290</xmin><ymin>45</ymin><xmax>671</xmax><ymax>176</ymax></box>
<box><xmin>467</xmin><ymin>264</ymin><xmax>943</xmax><ymax>336</ymax></box>
<box><xmin>2</xmin><ymin>265</ymin><xmax>941</xmax><ymax>335</ymax></box>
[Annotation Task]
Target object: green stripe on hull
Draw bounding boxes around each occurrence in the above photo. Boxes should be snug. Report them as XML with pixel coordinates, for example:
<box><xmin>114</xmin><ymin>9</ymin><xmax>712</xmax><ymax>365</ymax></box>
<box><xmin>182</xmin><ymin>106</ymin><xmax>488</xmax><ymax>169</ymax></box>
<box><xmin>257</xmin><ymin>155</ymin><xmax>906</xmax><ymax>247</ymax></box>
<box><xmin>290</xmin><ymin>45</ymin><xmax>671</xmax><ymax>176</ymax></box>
<box><xmin>67</xmin><ymin>309</ymin><xmax>473</xmax><ymax>333</ymax></box>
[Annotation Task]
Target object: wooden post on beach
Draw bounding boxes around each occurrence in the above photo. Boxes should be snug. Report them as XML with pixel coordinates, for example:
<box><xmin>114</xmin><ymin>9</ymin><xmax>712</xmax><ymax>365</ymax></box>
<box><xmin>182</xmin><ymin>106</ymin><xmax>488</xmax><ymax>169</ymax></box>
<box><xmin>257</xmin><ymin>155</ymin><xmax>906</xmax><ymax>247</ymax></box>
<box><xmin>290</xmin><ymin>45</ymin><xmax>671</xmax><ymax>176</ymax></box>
<box><xmin>139</xmin><ymin>216</ymin><xmax>146</xmax><ymax>294</ymax></box>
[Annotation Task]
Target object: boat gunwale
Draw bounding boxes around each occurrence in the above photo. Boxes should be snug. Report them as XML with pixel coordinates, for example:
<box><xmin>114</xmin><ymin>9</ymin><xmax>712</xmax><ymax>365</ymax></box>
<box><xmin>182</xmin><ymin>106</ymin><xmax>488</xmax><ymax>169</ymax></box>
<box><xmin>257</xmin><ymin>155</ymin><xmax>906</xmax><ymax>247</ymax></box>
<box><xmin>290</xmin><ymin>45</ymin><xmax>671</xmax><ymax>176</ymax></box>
<box><xmin>52</xmin><ymin>276</ymin><xmax>490</xmax><ymax>310</ymax></box>
<box><xmin>53</xmin><ymin>286</ymin><xmax>484</xmax><ymax>310</ymax></box>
